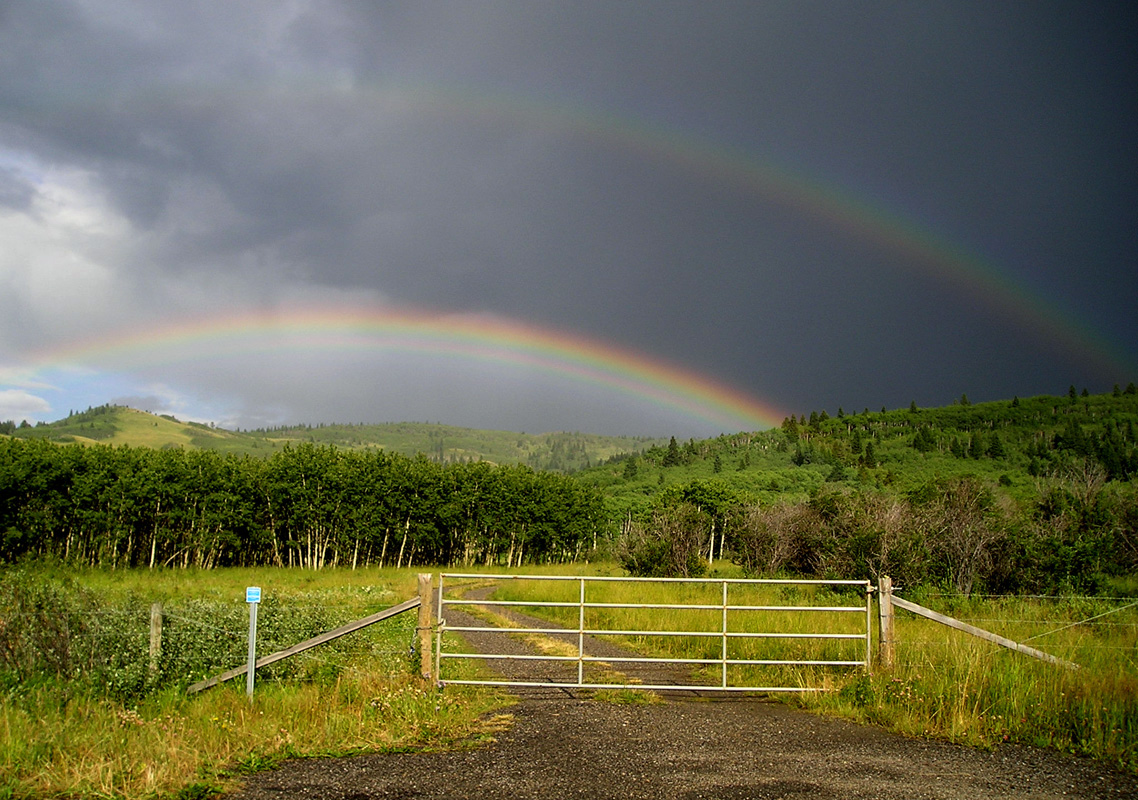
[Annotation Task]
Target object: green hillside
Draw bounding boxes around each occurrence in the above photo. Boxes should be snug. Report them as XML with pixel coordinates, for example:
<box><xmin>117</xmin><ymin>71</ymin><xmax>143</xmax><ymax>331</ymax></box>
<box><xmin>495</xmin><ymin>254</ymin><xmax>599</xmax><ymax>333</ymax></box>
<box><xmin>3</xmin><ymin>386</ymin><xmax>1136</xmax><ymax>593</ymax></box>
<box><xmin>576</xmin><ymin>385</ymin><xmax>1138</xmax><ymax>517</ymax></box>
<box><xmin>4</xmin><ymin>405</ymin><xmax>665</xmax><ymax>471</ymax></box>
<box><xmin>3</xmin><ymin>406</ymin><xmax>249</xmax><ymax>451</ymax></box>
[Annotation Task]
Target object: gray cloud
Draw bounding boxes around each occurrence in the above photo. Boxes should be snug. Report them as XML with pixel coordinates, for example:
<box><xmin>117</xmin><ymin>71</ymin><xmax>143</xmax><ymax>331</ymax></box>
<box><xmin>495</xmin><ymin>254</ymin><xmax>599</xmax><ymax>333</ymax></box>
<box><xmin>1</xmin><ymin>1</ymin><xmax>1135</xmax><ymax>434</ymax></box>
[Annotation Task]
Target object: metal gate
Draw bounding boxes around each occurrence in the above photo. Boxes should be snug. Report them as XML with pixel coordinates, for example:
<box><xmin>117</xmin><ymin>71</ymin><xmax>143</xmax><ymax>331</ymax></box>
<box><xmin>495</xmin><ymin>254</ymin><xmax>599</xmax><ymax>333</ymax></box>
<box><xmin>435</xmin><ymin>573</ymin><xmax>873</xmax><ymax>693</ymax></box>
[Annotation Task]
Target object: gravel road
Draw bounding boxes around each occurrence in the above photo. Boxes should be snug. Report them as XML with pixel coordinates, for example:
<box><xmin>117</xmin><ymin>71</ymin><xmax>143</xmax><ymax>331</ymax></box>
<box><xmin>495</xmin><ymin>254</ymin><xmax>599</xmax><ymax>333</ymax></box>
<box><xmin>228</xmin><ymin>592</ymin><xmax>1138</xmax><ymax>800</ymax></box>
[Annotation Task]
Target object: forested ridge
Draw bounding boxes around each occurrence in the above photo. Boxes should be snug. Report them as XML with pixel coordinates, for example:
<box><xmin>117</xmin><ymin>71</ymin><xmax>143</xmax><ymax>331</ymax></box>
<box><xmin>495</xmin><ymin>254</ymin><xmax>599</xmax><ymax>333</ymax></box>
<box><xmin>580</xmin><ymin>385</ymin><xmax>1138</xmax><ymax>509</ymax></box>
<box><xmin>2</xmin><ymin>386</ymin><xmax>1137</xmax><ymax>593</ymax></box>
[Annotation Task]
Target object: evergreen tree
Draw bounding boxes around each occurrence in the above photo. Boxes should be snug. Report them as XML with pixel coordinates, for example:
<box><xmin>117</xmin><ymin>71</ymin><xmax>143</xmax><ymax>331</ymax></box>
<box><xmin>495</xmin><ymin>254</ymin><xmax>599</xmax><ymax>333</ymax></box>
<box><xmin>622</xmin><ymin>457</ymin><xmax>639</xmax><ymax>480</ymax></box>
<box><xmin>987</xmin><ymin>433</ymin><xmax>1006</xmax><ymax>459</ymax></box>
<box><xmin>862</xmin><ymin>441</ymin><xmax>877</xmax><ymax>468</ymax></box>
<box><xmin>912</xmin><ymin>426</ymin><xmax>936</xmax><ymax>453</ymax></box>
<box><xmin>792</xmin><ymin>444</ymin><xmax>807</xmax><ymax>466</ymax></box>
<box><xmin>969</xmin><ymin>431</ymin><xmax>987</xmax><ymax>459</ymax></box>
<box><xmin>662</xmin><ymin>436</ymin><xmax>681</xmax><ymax>467</ymax></box>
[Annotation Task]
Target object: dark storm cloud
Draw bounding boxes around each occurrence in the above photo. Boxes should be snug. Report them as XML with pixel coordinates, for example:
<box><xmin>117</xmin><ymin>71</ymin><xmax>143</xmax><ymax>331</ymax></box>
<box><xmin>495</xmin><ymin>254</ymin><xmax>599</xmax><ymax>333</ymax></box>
<box><xmin>1</xmin><ymin>1</ymin><xmax>1135</xmax><ymax>432</ymax></box>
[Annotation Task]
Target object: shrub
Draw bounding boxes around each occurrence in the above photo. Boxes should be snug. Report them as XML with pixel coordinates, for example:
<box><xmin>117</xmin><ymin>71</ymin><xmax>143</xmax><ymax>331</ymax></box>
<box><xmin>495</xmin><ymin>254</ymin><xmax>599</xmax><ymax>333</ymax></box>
<box><xmin>617</xmin><ymin>503</ymin><xmax>709</xmax><ymax>578</ymax></box>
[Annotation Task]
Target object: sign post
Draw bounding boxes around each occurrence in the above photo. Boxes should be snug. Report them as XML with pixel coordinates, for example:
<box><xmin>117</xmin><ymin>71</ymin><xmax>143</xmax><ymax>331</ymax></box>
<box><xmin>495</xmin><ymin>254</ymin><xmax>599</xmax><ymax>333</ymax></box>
<box><xmin>246</xmin><ymin>586</ymin><xmax>261</xmax><ymax>699</ymax></box>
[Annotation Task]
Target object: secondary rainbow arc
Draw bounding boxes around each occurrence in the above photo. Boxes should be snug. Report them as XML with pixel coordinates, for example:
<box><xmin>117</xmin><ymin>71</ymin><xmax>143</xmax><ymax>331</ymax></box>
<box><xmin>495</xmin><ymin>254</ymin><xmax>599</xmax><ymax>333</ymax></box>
<box><xmin>361</xmin><ymin>82</ymin><xmax>1133</xmax><ymax>378</ymax></box>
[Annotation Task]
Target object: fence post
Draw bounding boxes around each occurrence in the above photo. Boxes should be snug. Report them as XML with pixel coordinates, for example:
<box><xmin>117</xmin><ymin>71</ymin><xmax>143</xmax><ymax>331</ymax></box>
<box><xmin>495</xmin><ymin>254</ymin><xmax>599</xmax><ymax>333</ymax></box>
<box><xmin>878</xmin><ymin>575</ymin><xmax>895</xmax><ymax>670</ymax></box>
<box><xmin>149</xmin><ymin>602</ymin><xmax>163</xmax><ymax>674</ymax></box>
<box><xmin>418</xmin><ymin>573</ymin><xmax>434</xmax><ymax>682</ymax></box>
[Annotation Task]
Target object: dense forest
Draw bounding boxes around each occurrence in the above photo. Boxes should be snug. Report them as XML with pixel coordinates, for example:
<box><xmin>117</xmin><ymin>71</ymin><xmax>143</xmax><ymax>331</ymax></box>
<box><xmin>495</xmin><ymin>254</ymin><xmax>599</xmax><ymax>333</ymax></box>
<box><xmin>0</xmin><ymin>439</ymin><xmax>606</xmax><ymax>569</ymax></box>
<box><xmin>2</xmin><ymin>386</ymin><xmax>1137</xmax><ymax>594</ymax></box>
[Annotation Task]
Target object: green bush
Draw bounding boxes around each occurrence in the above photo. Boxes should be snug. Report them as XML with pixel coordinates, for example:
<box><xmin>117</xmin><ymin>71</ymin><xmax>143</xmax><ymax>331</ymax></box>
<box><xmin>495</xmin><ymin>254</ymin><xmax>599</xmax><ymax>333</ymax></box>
<box><xmin>617</xmin><ymin>503</ymin><xmax>709</xmax><ymax>578</ymax></box>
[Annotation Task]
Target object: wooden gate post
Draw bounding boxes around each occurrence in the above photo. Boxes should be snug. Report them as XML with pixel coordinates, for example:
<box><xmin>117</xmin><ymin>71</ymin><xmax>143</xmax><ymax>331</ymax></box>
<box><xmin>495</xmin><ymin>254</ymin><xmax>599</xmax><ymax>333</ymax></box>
<box><xmin>878</xmin><ymin>576</ymin><xmax>895</xmax><ymax>670</ymax></box>
<box><xmin>149</xmin><ymin>602</ymin><xmax>163</xmax><ymax>674</ymax></box>
<box><xmin>417</xmin><ymin>573</ymin><xmax>434</xmax><ymax>682</ymax></box>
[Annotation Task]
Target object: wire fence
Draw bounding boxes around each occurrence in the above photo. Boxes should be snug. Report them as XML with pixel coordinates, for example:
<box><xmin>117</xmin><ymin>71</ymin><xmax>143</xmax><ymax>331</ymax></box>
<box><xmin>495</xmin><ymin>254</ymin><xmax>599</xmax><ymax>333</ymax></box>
<box><xmin>887</xmin><ymin>591</ymin><xmax>1138</xmax><ymax>673</ymax></box>
<box><xmin>0</xmin><ymin>580</ymin><xmax>421</xmax><ymax>699</ymax></box>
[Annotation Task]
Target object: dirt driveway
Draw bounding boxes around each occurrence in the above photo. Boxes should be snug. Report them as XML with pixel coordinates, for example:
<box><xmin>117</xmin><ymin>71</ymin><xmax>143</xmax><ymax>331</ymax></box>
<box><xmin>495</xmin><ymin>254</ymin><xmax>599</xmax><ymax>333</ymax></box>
<box><xmin>229</xmin><ymin>596</ymin><xmax>1138</xmax><ymax>800</ymax></box>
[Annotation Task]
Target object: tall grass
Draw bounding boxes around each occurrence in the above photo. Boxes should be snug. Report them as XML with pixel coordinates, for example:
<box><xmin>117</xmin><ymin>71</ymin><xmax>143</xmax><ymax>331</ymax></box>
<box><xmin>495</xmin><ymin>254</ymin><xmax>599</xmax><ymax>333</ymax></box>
<box><xmin>482</xmin><ymin>569</ymin><xmax>1138</xmax><ymax>771</ymax></box>
<box><xmin>0</xmin><ymin>565</ymin><xmax>505</xmax><ymax>799</ymax></box>
<box><xmin>801</xmin><ymin>593</ymin><xmax>1138</xmax><ymax>771</ymax></box>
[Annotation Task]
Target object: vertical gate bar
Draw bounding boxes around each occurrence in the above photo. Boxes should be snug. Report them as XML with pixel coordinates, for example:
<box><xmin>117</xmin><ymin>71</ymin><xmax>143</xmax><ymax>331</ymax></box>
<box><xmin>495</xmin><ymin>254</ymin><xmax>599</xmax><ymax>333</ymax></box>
<box><xmin>578</xmin><ymin>577</ymin><xmax>586</xmax><ymax>686</ymax></box>
<box><xmin>721</xmin><ymin>580</ymin><xmax>729</xmax><ymax>688</ymax></box>
<box><xmin>864</xmin><ymin>582</ymin><xmax>872</xmax><ymax>673</ymax></box>
<box><xmin>435</xmin><ymin>573</ymin><xmax>445</xmax><ymax>685</ymax></box>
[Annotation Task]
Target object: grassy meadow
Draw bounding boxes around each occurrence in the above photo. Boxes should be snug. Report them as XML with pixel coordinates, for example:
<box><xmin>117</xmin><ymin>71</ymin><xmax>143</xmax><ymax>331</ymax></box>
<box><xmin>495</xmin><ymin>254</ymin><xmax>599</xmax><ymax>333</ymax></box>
<box><xmin>0</xmin><ymin>565</ymin><xmax>506</xmax><ymax>800</ymax></box>
<box><xmin>3</xmin><ymin>563</ymin><xmax>1137</xmax><ymax>797</ymax></box>
<box><xmin>468</xmin><ymin>564</ymin><xmax>1138</xmax><ymax>771</ymax></box>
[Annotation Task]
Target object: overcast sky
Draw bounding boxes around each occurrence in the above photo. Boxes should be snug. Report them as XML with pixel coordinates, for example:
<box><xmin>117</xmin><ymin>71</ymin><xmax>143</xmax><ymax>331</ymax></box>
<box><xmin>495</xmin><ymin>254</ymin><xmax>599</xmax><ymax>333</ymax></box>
<box><xmin>1</xmin><ymin>1</ymin><xmax>1135</xmax><ymax>438</ymax></box>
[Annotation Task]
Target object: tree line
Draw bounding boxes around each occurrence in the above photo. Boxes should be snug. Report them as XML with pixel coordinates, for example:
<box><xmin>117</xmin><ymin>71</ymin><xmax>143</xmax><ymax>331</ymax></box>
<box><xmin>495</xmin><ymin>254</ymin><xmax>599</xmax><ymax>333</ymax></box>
<box><xmin>618</xmin><ymin>468</ymin><xmax>1138</xmax><ymax>595</ymax></box>
<box><xmin>0</xmin><ymin>438</ymin><xmax>606</xmax><ymax>569</ymax></box>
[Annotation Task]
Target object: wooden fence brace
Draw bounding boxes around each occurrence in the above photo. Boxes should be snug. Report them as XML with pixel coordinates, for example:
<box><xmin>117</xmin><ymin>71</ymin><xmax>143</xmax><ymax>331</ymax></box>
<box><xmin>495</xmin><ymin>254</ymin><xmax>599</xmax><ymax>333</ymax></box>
<box><xmin>877</xmin><ymin>576</ymin><xmax>894</xmax><ymax>670</ymax></box>
<box><xmin>417</xmin><ymin>573</ymin><xmax>434</xmax><ymax>682</ymax></box>
<box><xmin>149</xmin><ymin>602</ymin><xmax>163</xmax><ymax>674</ymax></box>
<box><xmin>888</xmin><ymin>592</ymin><xmax>1079</xmax><ymax>671</ymax></box>
<box><xmin>188</xmin><ymin>596</ymin><xmax>422</xmax><ymax>694</ymax></box>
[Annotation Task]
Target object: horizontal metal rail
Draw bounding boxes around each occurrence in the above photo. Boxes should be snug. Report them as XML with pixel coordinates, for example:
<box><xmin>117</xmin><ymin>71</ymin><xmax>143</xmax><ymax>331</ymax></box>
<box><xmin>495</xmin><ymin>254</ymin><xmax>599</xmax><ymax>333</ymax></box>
<box><xmin>447</xmin><ymin>598</ymin><xmax>864</xmax><ymax>613</ymax></box>
<box><xmin>442</xmin><ymin>572</ymin><xmax>869</xmax><ymax>585</ymax></box>
<box><xmin>445</xmin><ymin>623</ymin><xmax>863</xmax><ymax>640</ymax></box>
<box><xmin>441</xmin><ymin>679</ymin><xmax>823</xmax><ymax>693</ymax></box>
<box><xmin>436</xmin><ymin>573</ymin><xmax>872</xmax><ymax>693</ymax></box>
<box><xmin>444</xmin><ymin>652</ymin><xmax>865</xmax><ymax>667</ymax></box>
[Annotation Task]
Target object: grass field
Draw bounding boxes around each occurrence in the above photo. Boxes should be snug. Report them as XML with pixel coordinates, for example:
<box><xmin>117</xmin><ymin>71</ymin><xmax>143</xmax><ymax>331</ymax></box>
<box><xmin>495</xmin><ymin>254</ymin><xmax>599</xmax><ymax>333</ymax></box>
<box><xmin>4</xmin><ymin>562</ymin><xmax>1136</xmax><ymax>798</ymax></box>
<box><xmin>0</xmin><ymin>566</ymin><xmax>506</xmax><ymax>800</ymax></box>
<box><xmin>475</xmin><ymin>564</ymin><xmax>1138</xmax><ymax>772</ymax></box>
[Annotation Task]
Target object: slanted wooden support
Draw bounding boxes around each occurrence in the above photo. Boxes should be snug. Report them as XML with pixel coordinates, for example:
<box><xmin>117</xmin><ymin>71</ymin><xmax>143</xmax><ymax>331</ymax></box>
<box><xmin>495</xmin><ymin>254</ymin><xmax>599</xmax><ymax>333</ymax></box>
<box><xmin>418</xmin><ymin>573</ymin><xmax>434</xmax><ymax>682</ymax></box>
<box><xmin>188</xmin><ymin>596</ymin><xmax>421</xmax><ymax>694</ymax></box>
<box><xmin>877</xmin><ymin>576</ymin><xmax>894</xmax><ymax>670</ymax></box>
<box><xmin>890</xmin><ymin>594</ymin><xmax>1078</xmax><ymax>671</ymax></box>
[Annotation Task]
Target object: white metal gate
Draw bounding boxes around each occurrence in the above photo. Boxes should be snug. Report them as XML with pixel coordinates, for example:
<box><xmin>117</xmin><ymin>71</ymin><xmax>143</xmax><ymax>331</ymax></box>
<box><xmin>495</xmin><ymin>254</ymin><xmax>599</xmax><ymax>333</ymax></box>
<box><xmin>435</xmin><ymin>573</ymin><xmax>873</xmax><ymax>693</ymax></box>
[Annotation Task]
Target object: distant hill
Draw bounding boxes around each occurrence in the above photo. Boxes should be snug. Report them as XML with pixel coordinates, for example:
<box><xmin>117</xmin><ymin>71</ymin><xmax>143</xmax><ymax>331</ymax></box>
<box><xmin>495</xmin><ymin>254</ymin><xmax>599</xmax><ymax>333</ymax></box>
<box><xmin>574</xmin><ymin>385</ymin><xmax>1138</xmax><ymax>517</ymax></box>
<box><xmin>3</xmin><ymin>405</ymin><xmax>666</xmax><ymax>472</ymax></box>
<box><xmin>6</xmin><ymin>385</ymin><xmax>1137</xmax><ymax>489</ymax></box>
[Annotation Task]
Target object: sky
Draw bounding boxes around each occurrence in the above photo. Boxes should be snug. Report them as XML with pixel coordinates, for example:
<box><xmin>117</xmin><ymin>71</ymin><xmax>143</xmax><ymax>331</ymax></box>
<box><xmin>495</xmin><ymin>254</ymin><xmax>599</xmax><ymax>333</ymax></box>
<box><xmin>0</xmin><ymin>1</ymin><xmax>1135</xmax><ymax>438</ymax></box>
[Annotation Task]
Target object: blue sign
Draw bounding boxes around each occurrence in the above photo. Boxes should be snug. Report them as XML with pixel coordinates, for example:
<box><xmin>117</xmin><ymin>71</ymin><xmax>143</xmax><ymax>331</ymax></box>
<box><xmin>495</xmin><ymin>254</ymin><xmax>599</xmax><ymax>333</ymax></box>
<box><xmin>246</xmin><ymin>586</ymin><xmax>261</xmax><ymax>604</ymax></box>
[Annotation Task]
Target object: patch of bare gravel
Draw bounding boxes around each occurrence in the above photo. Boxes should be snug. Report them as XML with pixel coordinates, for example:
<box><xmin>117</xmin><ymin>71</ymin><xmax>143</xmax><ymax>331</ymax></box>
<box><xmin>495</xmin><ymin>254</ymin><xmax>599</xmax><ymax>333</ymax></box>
<box><xmin>228</xmin><ymin>592</ymin><xmax>1138</xmax><ymax>800</ymax></box>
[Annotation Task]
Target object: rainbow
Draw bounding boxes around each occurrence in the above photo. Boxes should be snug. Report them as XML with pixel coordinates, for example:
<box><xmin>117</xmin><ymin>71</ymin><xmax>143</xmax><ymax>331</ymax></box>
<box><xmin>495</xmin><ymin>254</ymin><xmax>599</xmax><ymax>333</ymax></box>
<box><xmin>20</xmin><ymin>306</ymin><xmax>787</xmax><ymax>431</ymax></box>
<box><xmin>349</xmin><ymin>82</ymin><xmax>1132</xmax><ymax>377</ymax></box>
